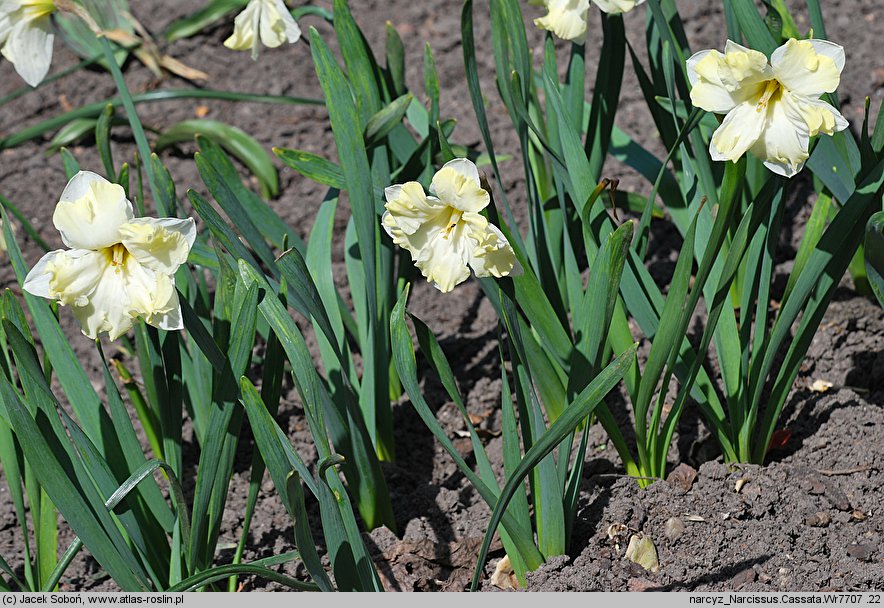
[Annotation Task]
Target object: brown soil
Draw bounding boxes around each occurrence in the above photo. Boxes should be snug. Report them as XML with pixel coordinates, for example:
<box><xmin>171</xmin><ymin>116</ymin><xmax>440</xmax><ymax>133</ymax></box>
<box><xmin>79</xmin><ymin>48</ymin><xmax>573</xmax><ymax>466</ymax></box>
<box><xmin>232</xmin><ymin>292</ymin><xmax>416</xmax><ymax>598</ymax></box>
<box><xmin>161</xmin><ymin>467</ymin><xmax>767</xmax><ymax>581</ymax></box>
<box><xmin>0</xmin><ymin>0</ymin><xmax>882</xmax><ymax>593</ymax></box>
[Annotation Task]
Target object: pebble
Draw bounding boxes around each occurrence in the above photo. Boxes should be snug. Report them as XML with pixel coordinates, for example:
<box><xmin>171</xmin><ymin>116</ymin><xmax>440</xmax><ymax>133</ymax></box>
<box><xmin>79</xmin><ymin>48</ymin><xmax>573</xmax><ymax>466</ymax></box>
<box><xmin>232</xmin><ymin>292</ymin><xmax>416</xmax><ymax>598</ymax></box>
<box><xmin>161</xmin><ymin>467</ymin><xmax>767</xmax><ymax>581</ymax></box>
<box><xmin>664</xmin><ymin>516</ymin><xmax>686</xmax><ymax>542</ymax></box>
<box><xmin>666</xmin><ymin>463</ymin><xmax>698</xmax><ymax>493</ymax></box>
<box><xmin>804</xmin><ymin>511</ymin><xmax>832</xmax><ymax>527</ymax></box>
<box><xmin>824</xmin><ymin>483</ymin><xmax>851</xmax><ymax>511</ymax></box>
<box><xmin>846</xmin><ymin>543</ymin><xmax>877</xmax><ymax>562</ymax></box>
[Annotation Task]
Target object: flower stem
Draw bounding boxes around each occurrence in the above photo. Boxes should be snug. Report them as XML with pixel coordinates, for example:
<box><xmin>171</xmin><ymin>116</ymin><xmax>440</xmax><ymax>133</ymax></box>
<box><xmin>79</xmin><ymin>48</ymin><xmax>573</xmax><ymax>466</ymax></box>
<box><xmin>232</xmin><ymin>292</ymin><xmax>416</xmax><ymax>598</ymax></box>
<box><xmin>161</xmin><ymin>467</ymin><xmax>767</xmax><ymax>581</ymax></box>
<box><xmin>98</xmin><ymin>36</ymin><xmax>163</xmax><ymax>216</ymax></box>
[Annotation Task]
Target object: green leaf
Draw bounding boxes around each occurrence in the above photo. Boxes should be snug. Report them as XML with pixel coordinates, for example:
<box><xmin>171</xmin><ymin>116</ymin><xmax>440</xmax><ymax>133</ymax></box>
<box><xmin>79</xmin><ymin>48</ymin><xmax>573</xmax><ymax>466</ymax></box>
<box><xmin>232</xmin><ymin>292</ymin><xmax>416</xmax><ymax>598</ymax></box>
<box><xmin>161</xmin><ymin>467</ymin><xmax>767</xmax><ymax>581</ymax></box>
<box><xmin>470</xmin><ymin>343</ymin><xmax>637</xmax><ymax>590</ymax></box>
<box><xmin>196</xmin><ymin>136</ymin><xmax>301</xmax><ymax>252</ymax></box>
<box><xmin>0</xmin><ymin>89</ymin><xmax>322</xmax><ymax>152</ymax></box>
<box><xmin>0</xmin><ymin>357</ymin><xmax>146</xmax><ymax>590</ymax></box>
<box><xmin>46</xmin><ymin>119</ymin><xmax>98</xmax><ymax>153</ymax></box>
<box><xmin>167</xmin><ymin>563</ymin><xmax>318</xmax><ymax>592</ymax></box>
<box><xmin>95</xmin><ymin>104</ymin><xmax>116</xmax><ymax>178</ymax></box>
<box><xmin>274</xmin><ymin>148</ymin><xmax>346</xmax><ymax>190</ymax></box>
<box><xmin>284</xmin><ymin>472</ymin><xmax>334</xmax><ymax>591</ymax></box>
<box><xmin>157</xmin><ymin>120</ymin><xmax>279</xmax><ymax>198</ymax></box>
<box><xmin>391</xmin><ymin>285</ymin><xmax>544</xmax><ymax>570</ymax></box>
<box><xmin>365</xmin><ymin>94</ymin><xmax>414</xmax><ymax>147</ymax></box>
<box><xmin>864</xmin><ymin>210</ymin><xmax>884</xmax><ymax>309</ymax></box>
<box><xmin>384</xmin><ymin>21</ymin><xmax>406</xmax><ymax>97</ymax></box>
<box><xmin>729</xmin><ymin>0</ymin><xmax>778</xmax><ymax>54</ymax></box>
<box><xmin>238</xmin><ymin>261</ymin><xmax>395</xmax><ymax>534</ymax></box>
<box><xmin>309</xmin><ymin>27</ymin><xmax>379</xmax><ymax>327</ymax></box>
<box><xmin>163</xmin><ymin>0</ymin><xmax>247</xmax><ymax>42</ymax></box>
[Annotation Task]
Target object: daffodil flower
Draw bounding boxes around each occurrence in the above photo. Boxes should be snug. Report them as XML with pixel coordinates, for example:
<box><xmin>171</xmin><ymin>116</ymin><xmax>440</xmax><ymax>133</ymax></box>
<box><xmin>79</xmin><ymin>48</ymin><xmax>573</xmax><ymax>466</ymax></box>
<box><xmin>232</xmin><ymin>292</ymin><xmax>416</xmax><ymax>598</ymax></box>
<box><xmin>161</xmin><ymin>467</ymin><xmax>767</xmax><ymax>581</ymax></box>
<box><xmin>383</xmin><ymin>159</ymin><xmax>520</xmax><ymax>293</ymax></box>
<box><xmin>223</xmin><ymin>0</ymin><xmax>301</xmax><ymax>59</ymax></box>
<box><xmin>687</xmin><ymin>38</ymin><xmax>849</xmax><ymax>177</ymax></box>
<box><xmin>0</xmin><ymin>0</ymin><xmax>56</xmax><ymax>87</ymax></box>
<box><xmin>533</xmin><ymin>0</ymin><xmax>645</xmax><ymax>43</ymax></box>
<box><xmin>23</xmin><ymin>172</ymin><xmax>196</xmax><ymax>340</ymax></box>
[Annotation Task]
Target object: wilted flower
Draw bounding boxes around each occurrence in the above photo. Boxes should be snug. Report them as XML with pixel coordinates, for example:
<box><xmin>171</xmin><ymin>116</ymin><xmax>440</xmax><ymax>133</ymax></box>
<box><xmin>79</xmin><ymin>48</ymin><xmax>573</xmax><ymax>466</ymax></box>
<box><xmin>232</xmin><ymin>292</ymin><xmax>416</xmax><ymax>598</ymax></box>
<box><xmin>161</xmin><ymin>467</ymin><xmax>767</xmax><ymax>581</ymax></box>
<box><xmin>23</xmin><ymin>171</ymin><xmax>196</xmax><ymax>340</ymax></box>
<box><xmin>0</xmin><ymin>0</ymin><xmax>57</xmax><ymax>86</ymax></box>
<box><xmin>383</xmin><ymin>159</ymin><xmax>520</xmax><ymax>293</ymax></box>
<box><xmin>223</xmin><ymin>0</ymin><xmax>301</xmax><ymax>59</ymax></box>
<box><xmin>533</xmin><ymin>0</ymin><xmax>645</xmax><ymax>43</ymax></box>
<box><xmin>687</xmin><ymin>38</ymin><xmax>848</xmax><ymax>177</ymax></box>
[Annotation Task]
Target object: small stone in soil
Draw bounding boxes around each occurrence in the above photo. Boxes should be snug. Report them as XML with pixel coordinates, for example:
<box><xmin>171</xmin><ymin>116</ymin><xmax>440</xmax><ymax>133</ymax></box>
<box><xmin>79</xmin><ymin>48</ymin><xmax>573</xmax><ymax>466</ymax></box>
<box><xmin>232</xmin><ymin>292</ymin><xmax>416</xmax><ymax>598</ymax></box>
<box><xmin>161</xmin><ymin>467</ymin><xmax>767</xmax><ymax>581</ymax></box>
<box><xmin>846</xmin><ymin>544</ymin><xmax>877</xmax><ymax>561</ymax></box>
<box><xmin>803</xmin><ymin>475</ymin><xmax>826</xmax><ymax>495</ymax></box>
<box><xmin>851</xmin><ymin>510</ymin><xmax>867</xmax><ymax>521</ymax></box>
<box><xmin>666</xmin><ymin>463</ymin><xmax>698</xmax><ymax>493</ymax></box>
<box><xmin>824</xmin><ymin>483</ymin><xmax>851</xmax><ymax>511</ymax></box>
<box><xmin>664</xmin><ymin>517</ymin><xmax>685</xmax><ymax>542</ymax></box>
<box><xmin>805</xmin><ymin>511</ymin><xmax>832</xmax><ymax>527</ymax></box>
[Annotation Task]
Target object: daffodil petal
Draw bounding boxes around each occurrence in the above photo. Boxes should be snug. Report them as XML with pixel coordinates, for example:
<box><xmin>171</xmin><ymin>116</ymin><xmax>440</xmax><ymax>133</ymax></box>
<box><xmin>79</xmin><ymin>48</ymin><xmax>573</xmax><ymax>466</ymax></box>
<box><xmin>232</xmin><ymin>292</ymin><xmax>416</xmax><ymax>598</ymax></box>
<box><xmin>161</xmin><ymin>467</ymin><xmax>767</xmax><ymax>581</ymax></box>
<box><xmin>414</xmin><ymin>223</ymin><xmax>472</xmax><ymax>293</ymax></box>
<box><xmin>0</xmin><ymin>8</ymin><xmax>13</xmax><ymax>44</ymax></box>
<box><xmin>534</xmin><ymin>0</ymin><xmax>590</xmax><ymax>42</ymax></box>
<box><xmin>592</xmin><ymin>0</ymin><xmax>644</xmax><ymax>14</ymax></box>
<box><xmin>259</xmin><ymin>0</ymin><xmax>301</xmax><ymax>48</ymax></box>
<box><xmin>123</xmin><ymin>262</ymin><xmax>177</xmax><ymax>327</ymax></box>
<box><xmin>688</xmin><ymin>43</ymin><xmax>770</xmax><ymax>113</ymax></box>
<box><xmin>467</xmin><ymin>223</ymin><xmax>520</xmax><ymax>279</ymax></box>
<box><xmin>1</xmin><ymin>15</ymin><xmax>53</xmax><ymax>87</ymax></box>
<box><xmin>224</xmin><ymin>0</ymin><xmax>261</xmax><ymax>53</ymax></box>
<box><xmin>147</xmin><ymin>287</ymin><xmax>184</xmax><ymax>332</ymax></box>
<box><xmin>23</xmin><ymin>248</ymin><xmax>104</xmax><ymax>308</ymax></box>
<box><xmin>118</xmin><ymin>217</ymin><xmax>196</xmax><ymax>275</ymax></box>
<box><xmin>771</xmin><ymin>38</ymin><xmax>842</xmax><ymax>97</ymax></box>
<box><xmin>789</xmin><ymin>93</ymin><xmax>848</xmax><ymax>137</ymax></box>
<box><xmin>430</xmin><ymin>158</ymin><xmax>489</xmax><ymax>213</ymax></box>
<box><xmin>225</xmin><ymin>0</ymin><xmax>299</xmax><ymax>58</ymax></box>
<box><xmin>749</xmin><ymin>92</ymin><xmax>811</xmax><ymax>178</ymax></box>
<box><xmin>384</xmin><ymin>182</ymin><xmax>445</xmax><ymax>235</ymax></box>
<box><xmin>75</xmin><ymin>261</ymin><xmax>134</xmax><ymax>340</ymax></box>
<box><xmin>53</xmin><ymin>172</ymin><xmax>134</xmax><ymax>251</ymax></box>
<box><xmin>709</xmin><ymin>100</ymin><xmax>767</xmax><ymax>163</ymax></box>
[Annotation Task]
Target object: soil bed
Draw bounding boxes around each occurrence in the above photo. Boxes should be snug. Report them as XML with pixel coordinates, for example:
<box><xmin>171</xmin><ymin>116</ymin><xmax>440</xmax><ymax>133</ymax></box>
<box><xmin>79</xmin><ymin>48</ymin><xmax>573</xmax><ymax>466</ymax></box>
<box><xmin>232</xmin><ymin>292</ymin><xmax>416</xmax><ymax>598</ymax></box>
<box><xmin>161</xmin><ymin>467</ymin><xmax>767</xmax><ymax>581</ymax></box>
<box><xmin>0</xmin><ymin>0</ymin><xmax>882</xmax><ymax>593</ymax></box>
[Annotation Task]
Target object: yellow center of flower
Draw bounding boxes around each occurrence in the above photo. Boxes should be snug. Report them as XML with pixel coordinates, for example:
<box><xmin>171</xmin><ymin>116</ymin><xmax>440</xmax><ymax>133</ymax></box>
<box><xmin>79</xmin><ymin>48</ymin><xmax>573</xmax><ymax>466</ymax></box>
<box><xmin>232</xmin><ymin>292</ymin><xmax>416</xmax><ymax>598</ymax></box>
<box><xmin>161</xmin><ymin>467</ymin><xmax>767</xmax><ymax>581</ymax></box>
<box><xmin>756</xmin><ymin>79</ymin><xmax>782</xmax><ymax>112</ymax></box>
<box><xmin>107</xmin><ymin>243</ymin><xmax>129</xmax><ymax>270</ymax></box>
<box><xmin>442</xmin><ymin>207</ymin><xmax>463</xmax><ymax>239</ymax></box>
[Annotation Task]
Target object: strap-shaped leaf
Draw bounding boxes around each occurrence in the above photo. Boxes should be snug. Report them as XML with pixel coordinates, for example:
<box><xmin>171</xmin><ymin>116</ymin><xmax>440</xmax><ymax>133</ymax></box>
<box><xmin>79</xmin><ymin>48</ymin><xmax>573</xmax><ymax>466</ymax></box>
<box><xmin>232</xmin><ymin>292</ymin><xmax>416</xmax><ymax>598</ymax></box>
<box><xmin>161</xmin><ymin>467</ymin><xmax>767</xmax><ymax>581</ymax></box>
<box><xmin>391</xmin><ymin>285</ymin><xmax>544</xmax><ymax>570</ymax></box>
<box><xmin>469</xmin><ymin>343</ymin><xmax>637</xmax><ymax>590</ymax></box>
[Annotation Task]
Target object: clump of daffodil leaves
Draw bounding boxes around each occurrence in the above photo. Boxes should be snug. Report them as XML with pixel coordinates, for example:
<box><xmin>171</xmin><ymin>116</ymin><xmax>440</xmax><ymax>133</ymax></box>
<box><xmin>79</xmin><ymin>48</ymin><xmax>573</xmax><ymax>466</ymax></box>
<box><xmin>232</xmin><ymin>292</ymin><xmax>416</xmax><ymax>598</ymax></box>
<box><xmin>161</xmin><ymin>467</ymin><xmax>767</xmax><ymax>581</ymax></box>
<box><xmin>6</xmin><ymin>0</ymin><xmax>884</xmax><ymax>595</ymax></box>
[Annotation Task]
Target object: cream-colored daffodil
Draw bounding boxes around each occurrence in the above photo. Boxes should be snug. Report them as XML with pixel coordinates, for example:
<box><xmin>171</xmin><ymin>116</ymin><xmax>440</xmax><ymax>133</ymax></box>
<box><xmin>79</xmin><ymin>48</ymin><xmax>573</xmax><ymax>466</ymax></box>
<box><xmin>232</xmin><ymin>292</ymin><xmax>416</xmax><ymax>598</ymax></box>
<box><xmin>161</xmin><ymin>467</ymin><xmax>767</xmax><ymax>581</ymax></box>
<box><xmin>23</xmin><ymin>171</ymin><xmax>196</xmax><ymax>340</ymax></box>
<box><xmin>224</xmin><ymin>0</ymin><xmax>301</xmax><ymax>59</ymax></box>
<box><xmin>534</xmin><ymin>0</ymin><xmax>645</xmax><ymax>43</ymax></box>
<box><xmin>687</xmin><ymin>38</ymin><xmax>848</xmax><ymax>178</ymax></box>
<box><xmin>0</xmin><ymin>0</ymin><xmax>56</xmax><ymax>87</ymax></box>
<box><xmin>383</xmin><ymin>159</ymin><xmax>520</xmax><ymax>293</ymax></box>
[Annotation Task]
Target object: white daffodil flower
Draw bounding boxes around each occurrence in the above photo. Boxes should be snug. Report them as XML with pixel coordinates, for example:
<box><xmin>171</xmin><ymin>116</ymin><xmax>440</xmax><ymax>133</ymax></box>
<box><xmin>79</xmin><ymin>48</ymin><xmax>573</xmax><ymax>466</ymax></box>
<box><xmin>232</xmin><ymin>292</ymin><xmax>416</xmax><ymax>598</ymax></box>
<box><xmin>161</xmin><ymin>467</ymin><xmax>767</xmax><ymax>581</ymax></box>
<box><xmin>534</xmin><ymin>0</ymin><xmax>645</xmax><ymax>43</ymax></box>
<box><xmin>223</xmin><ymin>0</ymin><xmax>301</xmax><ymax>59</ymax></box>
<box><xmin>23</xmin><ymin>171</ymin><xmax>196</xmax><ymax>340</ymax></box>
<box><xmin>687</xmin><ymin>38</ymin><xmax>849</xmax><ymax>178</ymax></box>
<box><xmin>383</xmin><ymin>159</ymin><xmax>520</xmax><ymax>293</ymax></box>
<box><xmin>0</xmin><ymin>0</ymin><xmax>56</xmax><ymax>87</ymax></box>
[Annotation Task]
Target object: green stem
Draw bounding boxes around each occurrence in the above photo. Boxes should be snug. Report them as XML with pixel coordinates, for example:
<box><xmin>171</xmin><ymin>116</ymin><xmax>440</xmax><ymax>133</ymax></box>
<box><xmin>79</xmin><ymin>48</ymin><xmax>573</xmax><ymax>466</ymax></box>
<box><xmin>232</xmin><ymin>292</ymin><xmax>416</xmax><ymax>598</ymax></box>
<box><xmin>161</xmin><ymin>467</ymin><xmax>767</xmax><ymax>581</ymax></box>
<box><xmin>98</xmin><ymin>37</ymin><xmax>160</xmax><ymax>213</ymax></box>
